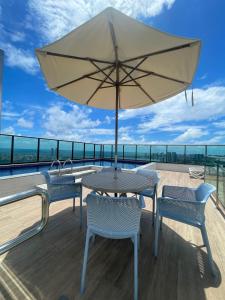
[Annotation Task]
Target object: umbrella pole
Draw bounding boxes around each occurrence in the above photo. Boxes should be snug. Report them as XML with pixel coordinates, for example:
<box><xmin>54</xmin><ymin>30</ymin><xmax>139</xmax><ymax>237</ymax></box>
<box><xmin>114</xmin><ymin>83</ymin><xmax>119</xmax><ymax>171</ymax></box>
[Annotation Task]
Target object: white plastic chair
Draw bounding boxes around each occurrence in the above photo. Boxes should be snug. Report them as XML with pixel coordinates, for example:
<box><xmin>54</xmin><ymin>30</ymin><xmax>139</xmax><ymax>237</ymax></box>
<box><xmin>136</xmin><ymin>169</ymin><xmax>160</xmax><ymax>225</ymax></box>
<box><xmin>154</xmin><ymin>183</ymin><xmax>216</xmax><ymax>275</ymax></box>
<box><xmin>41</xmin><ymin>171</ymin><xmax>83</xmax><ymax>227</ymax></box>
<box><xmin>80</xmin><ymin>193</ymin><xmax>141</xmax><ymax>300</ymax></box>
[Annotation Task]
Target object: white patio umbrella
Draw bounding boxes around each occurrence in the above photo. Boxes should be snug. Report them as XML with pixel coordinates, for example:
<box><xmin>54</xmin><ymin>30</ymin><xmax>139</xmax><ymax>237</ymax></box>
<box><xmin>36</xmin><ymin>7</ymin><xmax>200</xmax><ymax>169</ymax></box>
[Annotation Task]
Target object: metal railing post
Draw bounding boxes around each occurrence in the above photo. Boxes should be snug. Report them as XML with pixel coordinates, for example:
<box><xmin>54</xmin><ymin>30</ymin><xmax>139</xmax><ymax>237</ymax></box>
<box><xmin>56</xmin><ymin>140</ymin><xmax>59</xmax><ymax>160</ymax></box>
<box><xmin>150</xmin><ymin>145</ymin><xmax>151</xmax><ymax>162</ymax></box>
<box><xmin>205</xmin><ymin>145</ymin><xmax>208</xmax><ymax>165</ymax></box>
<box><xmin>84</xmin><ymin>143</ymin><xmax>86</xmax><ymax>159</ymax></box>
<box><xmin>166</xmin><ymin>145</ymin><xmax>168</xmax><ymax>163</ymax></box>
<box><xmin>216</xmin><ymin>163</ymin><xmax>219</xmax><ymax>208</ymax></box>
<box><xmin>11</xmin><ymin>135</ymin><xmax>14</xmax><ymax>164</ymax></box>
<box><xmin>37</xmin><ymin>138</ymin><xmax>40</xmax><ymax>162</ymax></box>
<box><xmin>135</xmin><ymin>145</ymin><xmax>138</xmax><ymax>161</ymax></box>
<box><xmin>72</xmin><ymin>142</ymin><xmax>74</xmax><ymax>160</ymax></box>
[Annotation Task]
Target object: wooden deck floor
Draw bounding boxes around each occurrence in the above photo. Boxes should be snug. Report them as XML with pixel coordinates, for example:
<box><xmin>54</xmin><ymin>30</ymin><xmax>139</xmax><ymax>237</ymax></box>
<box><xmin>0</xmin><ymin>171</ymin><xmax>225</xmax><ymax>300</ymax></box>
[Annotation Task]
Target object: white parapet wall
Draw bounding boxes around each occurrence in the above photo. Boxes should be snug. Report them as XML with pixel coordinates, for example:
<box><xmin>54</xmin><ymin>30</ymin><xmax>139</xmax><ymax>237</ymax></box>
<box><xmin>0</xmin><ymin>165</ymin><xmax>100</xmax><ymax>197</ymax></box>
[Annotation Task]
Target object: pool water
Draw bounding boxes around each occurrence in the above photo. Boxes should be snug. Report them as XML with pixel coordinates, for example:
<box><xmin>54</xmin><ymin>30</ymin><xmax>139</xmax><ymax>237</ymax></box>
<box><xmin>0</xmin><ymin>160</ymin><xmax>143</xmax><ymax>177</ymax></box>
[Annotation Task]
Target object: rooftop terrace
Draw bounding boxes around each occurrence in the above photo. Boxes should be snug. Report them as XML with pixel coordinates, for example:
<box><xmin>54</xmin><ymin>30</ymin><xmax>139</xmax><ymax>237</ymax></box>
<box><xmin>0</xmin><ymin>170</ymin><xmax>224</xmax><ymax>300</ymax></box>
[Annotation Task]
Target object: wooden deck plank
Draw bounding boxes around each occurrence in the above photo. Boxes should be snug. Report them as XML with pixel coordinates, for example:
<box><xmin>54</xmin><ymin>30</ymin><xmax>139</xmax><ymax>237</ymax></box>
<box><xmin>0</xmin><ymin>170</ymin><xmax>225</xmax><ymax>300</ymax></box>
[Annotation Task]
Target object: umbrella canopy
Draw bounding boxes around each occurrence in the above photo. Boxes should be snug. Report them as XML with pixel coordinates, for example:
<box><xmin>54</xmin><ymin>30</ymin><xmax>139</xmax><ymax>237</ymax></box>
<box><xmin>36</xmin><ymin>7</ymin><xmax>200</xmax><ymax>167</ymax></box>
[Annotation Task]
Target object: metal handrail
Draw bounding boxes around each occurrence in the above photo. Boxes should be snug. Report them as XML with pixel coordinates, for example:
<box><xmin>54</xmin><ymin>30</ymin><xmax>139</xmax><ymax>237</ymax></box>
<box><xmin>49</xmin><ymin>160</ymin><xmax>62</xmax><ymax>174</ymax></box>
<box><xmin>62</xmin><ymin>159</ymin><xmax>73</xmax><ymax>172</ymax></box>
<box><xmin>0</xmin><ymin>188</ymin><xmax>49</xmax><ymax>255</ymax></box>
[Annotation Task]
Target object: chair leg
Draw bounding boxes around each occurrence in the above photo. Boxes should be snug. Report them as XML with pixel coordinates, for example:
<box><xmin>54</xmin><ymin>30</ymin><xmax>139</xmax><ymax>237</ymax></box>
<box><xmin>152</xmin><ymin>196</ymin><xmax>155</xmax><ymax>226</ymax></box>
<box><xmin>160</xmin><ymin>216</ymin><xmax>163</xmax><ymax>230</ymax></box>
<box><xmin>133</xmin><ymin>234</ymin><xmax>138</xmax><ymax>300</ymax></box>
<box><xmin>73</xmin><ymin>198</ymin><xmax>75</xmax><ymax>212</ymax></box>
<box><xmin>80</xmin><ymin>195</ymin><xmax>83</xmax><ymax>228</ymax></box>
<box><xmin>200</xmin><ymin>224</ymin><xmax>216</xmax><ymax>276</ymax></box>
<box><xmin>80</xmin><ymin>228</ymin><xmax>91</xmax><ymax>294</ymax></box>
<box><xmin>154</xmin><ymin>210</ymin><xmax>160</xmax><ymax>257</ymax></box>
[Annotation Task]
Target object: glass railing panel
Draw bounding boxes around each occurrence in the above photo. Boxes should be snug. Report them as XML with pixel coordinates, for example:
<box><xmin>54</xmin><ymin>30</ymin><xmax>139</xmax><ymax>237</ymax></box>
<box><xmin>103</xmin><ymin>145</ymin><xmax>112</xmax><ymax>159</ymax></box>
<box><xmin>167</xmin><ymin>145</ymin><xmax>185</xmax><ymax>163</ymax></box>
<box><xmin>206</xmin><ymin>145</ymin><xmax>225</xmax><ymax>164</ymax></box>
<box><xmin>124</xmin><ymin>145</ymin><xmax>136</xmax><ymax>160</ymax></box>
<box><xmin>137</xmin><ymin>145</ymin><xmax>150</xmax><ymax>161</ymax></box>
<box><xmin>39</xmin><ymin>139</ymin><xmax>57</xmax><ymax>162</ymax></box>
<box><xmin>13</xmin><ymin>137</ymin><xmax>38</xmax><ymax>163</ymax></box>
<box><xmin>58</xmin><ymin>141</ymin><xmax>72</xmax><ymax>160</ymax></box>
<box><xmin>151</xmin><ymin>145</ymin><xmax>166</xmax><ymax>162</ymax></box>
<box><xmin>0</xmin><ymin>135</ymin><xmax>12</xmax><ymax>164</ymax></box>
<box><xmin>73</xmin><ymin>142</ymin><xmax>84</xmax><ymax>159</ymax></box>
<box><xmin>95</xmin><ymin>144</ymin><xmax>101</xmax><ymax>159</ymax></box>
<box><xmin>85</xmin><ymin>143</ymin><xmax>94</xmax><ymax>159</ymax></box>
<box><xmin>186</xmin><ymin>145</ymin><xmax>205</xmax><ymax>165</ymax></box>
<box><xmin>204</xmin><ymin>164</ymin><xmax>217</xmax><ymax>187</ymax></box>
<box><xmin>118</xmin><ymin>145</ymin><xmax>123</xmax><ymax>159</ymax></box>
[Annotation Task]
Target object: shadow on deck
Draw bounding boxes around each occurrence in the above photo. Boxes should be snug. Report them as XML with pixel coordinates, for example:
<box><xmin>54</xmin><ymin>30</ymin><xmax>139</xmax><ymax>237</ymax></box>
<box><xmin>0</xmin><ymin>203</ymin><xmax>222</xmax><ymax>300</ymax></box>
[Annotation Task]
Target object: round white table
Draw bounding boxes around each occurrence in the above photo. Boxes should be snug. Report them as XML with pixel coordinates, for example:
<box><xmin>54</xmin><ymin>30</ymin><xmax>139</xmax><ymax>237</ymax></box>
<box><xmin>82</xmin><ymin>170</ymin><xmax>150</xmax><ymax>194</ymax></box>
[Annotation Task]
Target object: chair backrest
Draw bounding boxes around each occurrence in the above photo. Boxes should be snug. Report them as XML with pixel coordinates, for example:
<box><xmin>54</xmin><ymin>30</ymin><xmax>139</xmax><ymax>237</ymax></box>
<box><xmin>86</xmin><ymin>193</ymin><xmax>141</xmax><ymax>234</ymax></box>
<box><xmin>195</xmin><ymin>183</ymin><xmax>216</xmax><ymax>203</ymax></box>
<box><xmin>136</xmin><ymin>168</ymin><xmax>160</xmax><ymax>186</ymax></box>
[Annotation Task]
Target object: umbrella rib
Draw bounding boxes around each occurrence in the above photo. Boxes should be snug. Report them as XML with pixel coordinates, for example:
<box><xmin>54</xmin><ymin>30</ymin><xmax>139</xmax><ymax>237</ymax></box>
<box><xmin>119</xmin><ymin>56</ymin><xmax>148</xmax><ymax>84</ymax></box>
<box><xmin>86</xmin><ymin>66</ymin><xmax>116</xmax><ymax>104</ymax></box>
<box><xmin>86</xmin><ymin>76</ymin><xmax>114</xmax><ymax>85</ymax></box>
<box><xmin>38</xmin><ymin>50</ymin><xmax>114</xmax><ymax>65</ymax></box>
<box><xmin>122</xmin><ymin>63</ymin><xmax>189</xmax><ymax>85</ymax></box>
<box><xmin>121</xmin><ymin>41</ymin><xmax>198</xmax><ymax>64</ymax></box>
<box><xmin>53</xmin><ymin>65</ymin><xmax>113</xmax><ymax>90</ymax></box>
<box><xmin>122</xmin><ymin>73</ymin><xmax>153</xmax><ymax>84</ymax></box>
<box><xmin>90</xmin><ymin>60</ymin><xmax>115</xmax><ymax>84</ymax></box>
<box><xmin>100</xmin><ymin>85</ymin><xmax>115</xmax><ymax>89</ymax></box>
<box><xmin>120</xmin><ymin>65</ymin><xmax>155</xmax><ymax>103</ymax></box>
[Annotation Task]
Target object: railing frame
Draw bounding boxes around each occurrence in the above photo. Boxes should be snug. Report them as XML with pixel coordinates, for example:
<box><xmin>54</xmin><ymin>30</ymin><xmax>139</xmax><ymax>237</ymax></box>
<box><xmin>0</xmin><ymin>133</ymin><xmax>225</xmax><ymax>166</ymax></box>
<box><xmin>0</xmin><ymin>189</ymin><xmax>49</xmax><ymax>255</ymax></box>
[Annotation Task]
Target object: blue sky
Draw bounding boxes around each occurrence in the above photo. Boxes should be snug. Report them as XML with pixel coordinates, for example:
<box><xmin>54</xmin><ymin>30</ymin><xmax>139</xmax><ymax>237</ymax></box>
<box><xmin>0</xmin><ymin>0</ymin><xmax>225</xmax><ymax>144</ymax></box>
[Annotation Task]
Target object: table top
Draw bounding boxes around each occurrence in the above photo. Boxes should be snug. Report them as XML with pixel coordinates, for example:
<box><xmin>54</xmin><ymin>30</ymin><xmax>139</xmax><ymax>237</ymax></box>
<box><xmin>82</xmin><ymin>170</ymin><xmax>150</xmax><ymax>193</ymax></box>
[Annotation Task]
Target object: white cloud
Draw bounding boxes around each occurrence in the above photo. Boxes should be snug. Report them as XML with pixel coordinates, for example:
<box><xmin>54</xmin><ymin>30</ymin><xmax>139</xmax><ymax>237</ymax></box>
<box><xmin>2</xmin><ymin>111</ymin><xmax>20</xmax><ymax>120</ymax></box>
<box><xmin>28</xmin><ymin>0</ymin><xmax>175</xmax><ymax>41</ymax></box>
<box><xmin>10</xmin><ymin>31</ymin><xmax>26</xmax><ymax>43</ymax></box>
<box><xmin>120</xmin><ymin>86</ymin><xmax>225</xmax><ymax>133</ymax></box>
<box><xmin>172</xmin><ymin>128</ymin><xmax>207</xmax><ymax>143</ymax></box>
<box><xmin>43</xmin><ymin>103</ymin><xmax>101</xmax><ymax>141</ymax></box>
<box><xmin>0</xmin><ymin>42</ymin><xmax>38</xmax><ymax>74</ymax></box>
<box><xmin>17</xmin><ymin>117</ymin><xmax>34</xmax><ymax>129</ymax></box>
<box><xmin>213</xmin><ymin>120</ymin><xmax>225</xmax><ymax>128</ymax></box>
<box><xmin>2</xmin><ymin>126</ymin><xmax>15</xmax><ymax>135</ymax></box>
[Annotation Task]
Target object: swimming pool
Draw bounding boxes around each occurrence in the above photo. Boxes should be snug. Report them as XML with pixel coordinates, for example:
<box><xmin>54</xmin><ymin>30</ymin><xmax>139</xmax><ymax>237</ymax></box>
<box><xmin>0</xmin><ymin>160</ymin><xmax>143</xmax><ymax>177</ymax></box>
